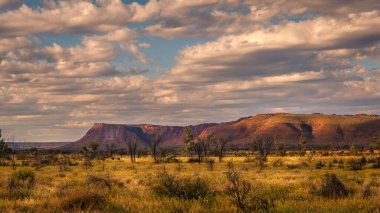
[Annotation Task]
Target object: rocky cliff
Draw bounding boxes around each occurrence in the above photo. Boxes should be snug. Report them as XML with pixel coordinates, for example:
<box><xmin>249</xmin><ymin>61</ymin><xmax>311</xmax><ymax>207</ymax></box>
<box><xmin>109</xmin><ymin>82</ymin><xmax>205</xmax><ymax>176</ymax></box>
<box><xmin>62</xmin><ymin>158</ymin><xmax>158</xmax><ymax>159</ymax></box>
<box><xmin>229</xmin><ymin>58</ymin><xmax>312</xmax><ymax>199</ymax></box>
<box><xmin>64</xmin><ymin>113</ymin><xmax>380</xmax><ymax>150</ymax></box>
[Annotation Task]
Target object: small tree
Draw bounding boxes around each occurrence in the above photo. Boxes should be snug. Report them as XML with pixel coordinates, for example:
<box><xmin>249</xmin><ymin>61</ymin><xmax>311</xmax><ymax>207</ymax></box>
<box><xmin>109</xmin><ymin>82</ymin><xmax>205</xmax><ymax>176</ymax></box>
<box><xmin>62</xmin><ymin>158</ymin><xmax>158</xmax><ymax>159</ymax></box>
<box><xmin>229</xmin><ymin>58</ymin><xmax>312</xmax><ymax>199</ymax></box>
<box><xmin>81</xmin><ymin>146</ymin><xmax>91</xmax><ymax>169</ymax></box>
<box><xmin>350</xmin><ymin>145</ymin><xmax>359</xmax><ymax>156</ymax></box>
<box><xmin>147</xmin><ymin>131</ymin><xmax>163</xmax><ymax>163</ymax></box>
<box><xmin>90</xmin><ymin>140</ymin><xmax>99</xmax><ymax>160</ymax></box>
<box><xmin>183</xmin><ymin>126</ymin><xmax>194</xmax><ymax>156</ymax></box>
<box><xmin>0</xmin><ymin>129</ymin><xmax>11</xmax><ymax>165</ymax></box>
<box><xmin>299</xmin><ymin>133</ymin><xmax>307</xmax><ymax>156</ymax></box>
<box><xmin>126</xmin><ymin>138</ymin><xmax>138</xmax><ymax>164</ymax></box>
<box><xmin>252</xmin><ymin>135</ymin><xmax>273</xmax><ymax>163</ymax></box>
<box><xmin>193</xmin><ymin>138</ymin><xmax>203</xmax><ymax>164</ymax></box>
<box><xmin>106</xmin><ymin>143</ymin><xmax>116</xmax><ymax>158</ymax></box>
<box><xmin>226</xmin><ymin>164</ymin><xmax>251</xmax><ymax>211</ymax></box>
<box><xmin>213</xmin><ymin>134</ymin><xmax>233</xmax><ymax>162</ymax></box>
<box><xmin>373</xmin><ymin>136</ymin><xmax>380</xmax><ymax>156</ymax></box>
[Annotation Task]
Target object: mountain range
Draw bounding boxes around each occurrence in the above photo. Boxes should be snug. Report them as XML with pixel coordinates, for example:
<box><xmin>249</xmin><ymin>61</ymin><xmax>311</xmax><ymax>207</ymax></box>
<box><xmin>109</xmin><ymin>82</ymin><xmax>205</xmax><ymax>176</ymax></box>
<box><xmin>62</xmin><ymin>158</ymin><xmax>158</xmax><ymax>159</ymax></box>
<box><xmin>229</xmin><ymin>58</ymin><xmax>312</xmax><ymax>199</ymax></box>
<box><xmin>62</xmin><ymin>113</ymin><xmax>380</xmax><ymax>150</ymax></box>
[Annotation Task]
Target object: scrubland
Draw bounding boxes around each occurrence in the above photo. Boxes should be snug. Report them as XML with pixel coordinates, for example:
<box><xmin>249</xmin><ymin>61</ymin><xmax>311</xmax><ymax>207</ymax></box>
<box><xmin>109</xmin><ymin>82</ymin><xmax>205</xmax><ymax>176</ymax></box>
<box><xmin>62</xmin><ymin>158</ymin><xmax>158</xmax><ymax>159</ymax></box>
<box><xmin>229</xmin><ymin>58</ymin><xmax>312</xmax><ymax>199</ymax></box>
<box><xmin>0</xmin><ymin>154</ymin><xmax>380</xmax><ymax>213</ymax></box>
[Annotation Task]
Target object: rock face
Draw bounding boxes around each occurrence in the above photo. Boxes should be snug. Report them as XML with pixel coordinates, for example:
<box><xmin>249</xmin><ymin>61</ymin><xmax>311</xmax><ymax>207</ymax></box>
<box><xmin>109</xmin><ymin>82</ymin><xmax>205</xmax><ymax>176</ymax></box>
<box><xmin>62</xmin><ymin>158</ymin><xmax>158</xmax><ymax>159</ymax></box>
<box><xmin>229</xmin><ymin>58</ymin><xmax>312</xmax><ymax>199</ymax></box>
<box><xmin>64</xmin><ymin>113</ymin><xmax>380</xmax><ymax>150</ymax></box>
<box><xmin>199</xmin><ymin>113</ymin><xmax>380</xmax><ymax>148</ymax></box>
<box><xmin>63</xmin><ymin>123</ymin><xmax>217</xmax><ymax>150</ymax></box>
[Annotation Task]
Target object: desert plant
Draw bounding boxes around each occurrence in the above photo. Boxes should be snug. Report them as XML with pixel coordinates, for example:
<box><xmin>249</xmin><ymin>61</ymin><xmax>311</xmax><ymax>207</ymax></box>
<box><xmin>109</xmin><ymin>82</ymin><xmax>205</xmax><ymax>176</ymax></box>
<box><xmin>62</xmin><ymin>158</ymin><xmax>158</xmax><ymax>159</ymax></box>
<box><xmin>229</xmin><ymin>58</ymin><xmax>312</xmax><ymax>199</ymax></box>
<box><xmin>8</xmin><ymin>169</ymin><xmax>36</xmax><ymax>190</ymax></box>
<box><xmin>252</xmin><ymin>135</ymin><xmax>273</xmax><ymax>162</ymax></box>
<box><xmin>316</xmin><ymin>161</ymin><xmax>325</xmax><ymax>169</ymax></box>
<box><xmin>126</xmin><ymin>138</ymin><xmax>138</xmax><ymax>164</ymax></box>
<box><xmin>225</xmin><ymin>164</ymin><xmax>251</xmax><ymax>211</ymax></box>
<box><xmin>371</xmin><ymin>157</ymin><xmax>380</xmax><ymax>168</ymax></box>
<box><xmin>362</xmin><ymin>184</ymin><xmax>372</xmax><ymax>199</ymax></box>
<box><xmin>60</xmin><ymin>191</ymin><xmax>107</xmax><ymax>211</ymax></box>
<box><xmin>206</xmin><ymin>159</ymin><xmax>215</xmax><ymax>171</ymax></box>
<box><xmin>348</xmin><ymin>159</ymin><xmax>363</xmax><ymax>170</ymax></box>
<box><xmin>225</xmin><ymin>163</ymin><xmax>270</xmax><ymax>212</ymax></box>
<box><xmin>319</xmin><ymin>173</ymin><xmax>348</xmax><ymax>199</ymax></box>
<box><xmin>151</xmin><ymin>171</ymin><xmax>210</xmax><ymax>200</ymax></box>
<box><xmin>146</xmin><ymin>131</ymin><xmax>163</xmax><ymax>163</ymax></box>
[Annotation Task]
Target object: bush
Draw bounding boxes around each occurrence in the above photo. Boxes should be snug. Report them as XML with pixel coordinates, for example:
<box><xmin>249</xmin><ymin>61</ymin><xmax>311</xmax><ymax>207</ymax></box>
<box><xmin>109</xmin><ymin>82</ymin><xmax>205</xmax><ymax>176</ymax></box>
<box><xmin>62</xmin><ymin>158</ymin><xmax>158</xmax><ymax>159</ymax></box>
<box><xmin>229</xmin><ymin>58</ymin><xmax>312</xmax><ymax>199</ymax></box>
<box><xmin>187</xmin><ymin>157</ymin><xmax>199</xmax><ymax>163</ymax></box>
<box><xmin>8</xmin><ymin>169</ymin><xmax>35</xmax><ymax>191</ymax></box>
<box><xmin>371</xmin><ymin>157</ymin><xmax>380</xmax><ymax>169</ymax></box>
<box><xmin>362</xmin><ymin>185</ymin><xmax>372</xmax><ymax>199</ymax></box>
<box><xmin>225</xmin><ymin>163</ymin><xmax>271</xmax><ymax>212</ymax></box>
<box><xmin>151</xmin><ymin>171</ymin><xmax>210</xmax><ymax>200</ymax></box>
<box><xmin>61</xmin><ymin>191</ymin><xmax>107</xmax><ymax>211</ymax></box>
<box><xmin>206</xmin><ymin>159</ymin><xmax>215</xmax><ymax>171</ymax></box>
<box><xmin>348</xmin><ymin>159</ymin><xmax>363</xmax><ymax>170</ymax></box>
<box><xmin>319</xmin><ymin>173</ymin><xmax>348</xmax><ymax>199</ymax></box>
<box><xmin>315</xmin><ymin>161</ymin><xmax>325</xmax><ymax>169</ymax></box>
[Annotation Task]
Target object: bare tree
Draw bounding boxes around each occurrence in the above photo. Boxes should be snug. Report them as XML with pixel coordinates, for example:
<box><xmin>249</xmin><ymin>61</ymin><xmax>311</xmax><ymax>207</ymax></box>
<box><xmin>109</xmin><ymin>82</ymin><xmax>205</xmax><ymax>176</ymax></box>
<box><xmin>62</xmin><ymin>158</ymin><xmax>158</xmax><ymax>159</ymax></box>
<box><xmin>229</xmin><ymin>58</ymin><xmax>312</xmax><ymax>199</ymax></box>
<box><xmin>193</xmin><ymin>138</ymin><xmax>203</xmax><ymax>163</ymax></box>
<box><xmin>81</xmin><ymin>146</ymin><xmax>91</xmax><ymax>169</ymax></box>
<box><xmin>146</xmin><ymin>131</ymin><xmax>163</xmax><ymax>163</ymax></box>
<box><xmin>252</xmin><ymin>135</ymin><xmax>273</xmax><ymax>162</ymax></box>
<box><xmin>0</xmin><ymin>129</ymin><xmax>11</xmax><ymax>165</ymax></box>
<box><xmin>126</xmin><ymin>138</ymin><xmax>138</xmax><ymax>164</ymax></box>
<box><xmin>213</xmin><ymin>134</ymin><xmax>233</xmax><ymax>162</ymax></box>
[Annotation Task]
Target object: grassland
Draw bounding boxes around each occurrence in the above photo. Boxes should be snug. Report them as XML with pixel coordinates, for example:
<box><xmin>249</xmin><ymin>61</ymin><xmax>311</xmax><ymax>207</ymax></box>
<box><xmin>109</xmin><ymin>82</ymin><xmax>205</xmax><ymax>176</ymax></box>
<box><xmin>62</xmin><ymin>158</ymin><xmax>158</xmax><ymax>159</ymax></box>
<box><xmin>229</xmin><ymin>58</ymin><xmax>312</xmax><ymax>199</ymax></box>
<box><xmin>0</xmin><ymin>154</ymin><xmax>380</xmax><ymax>213</ymax></box>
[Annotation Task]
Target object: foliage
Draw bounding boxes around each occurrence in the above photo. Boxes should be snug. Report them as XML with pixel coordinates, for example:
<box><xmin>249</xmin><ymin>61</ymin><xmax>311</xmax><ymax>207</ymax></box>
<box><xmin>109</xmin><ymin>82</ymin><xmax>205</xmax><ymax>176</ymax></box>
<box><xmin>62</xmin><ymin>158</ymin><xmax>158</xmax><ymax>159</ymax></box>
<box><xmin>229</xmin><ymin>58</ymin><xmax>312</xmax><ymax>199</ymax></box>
<box><xmin>183</xmin><ymin>126</ymin><xmax>194</xmax><ymax>155</ymax></box>
<box><xmin>319</xmin><ymin>173</ymin><xmax>348</xmax><ymax>199</ymax></box>
<box><xmin>347</xmin><ymin>159</ymin><xmax>363</xmax><ymax>170</ymax></box>
<box><xmin>151</xmin><ymin>171</ymin><xmax>210</xmax><ymax>200</ymax></box>
<box><xmin>252</xmin><ymin>135</ymin><xmax>273</xmax><ymax>162</ymax></box>
<box><xmin>0</xmin><ymin>129</ymin><xmax>11</xmax><ymax>161</ymax></box>
<box><xmin>60</xmin><ymin>191</ymin><xmax>107</xmax><ymax>211</ymax></box>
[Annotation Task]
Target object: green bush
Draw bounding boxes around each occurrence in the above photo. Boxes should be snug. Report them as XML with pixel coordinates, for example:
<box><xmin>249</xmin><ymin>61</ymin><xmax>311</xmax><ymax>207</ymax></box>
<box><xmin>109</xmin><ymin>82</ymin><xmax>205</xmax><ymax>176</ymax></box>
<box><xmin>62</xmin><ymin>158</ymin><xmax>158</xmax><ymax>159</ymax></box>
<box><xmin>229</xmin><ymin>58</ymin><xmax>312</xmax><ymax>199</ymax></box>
<box><xmin>151</xmin><ymin>171</ymin><xmax>210</xmax><ymax>200</ymax></box>
<box><xmin>348</xmin><ymin>159</ymin><xmax>363</xmax><ymax>170</ymax></box>
<box><xmin>8</xmin><ymin>169</ymin><xmax>35</xmax><ymax>191</ymax></box>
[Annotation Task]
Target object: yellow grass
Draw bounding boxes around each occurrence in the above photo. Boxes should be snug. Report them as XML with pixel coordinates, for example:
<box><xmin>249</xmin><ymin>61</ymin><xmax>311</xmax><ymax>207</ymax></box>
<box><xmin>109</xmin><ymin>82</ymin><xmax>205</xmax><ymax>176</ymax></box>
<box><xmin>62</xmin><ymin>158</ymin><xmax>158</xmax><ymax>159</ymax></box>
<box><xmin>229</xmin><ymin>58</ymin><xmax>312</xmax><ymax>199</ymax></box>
<box><xmin>0</xmin><ymin>155</ymin><xmax>379</xmax><ymax>212</ymax></box>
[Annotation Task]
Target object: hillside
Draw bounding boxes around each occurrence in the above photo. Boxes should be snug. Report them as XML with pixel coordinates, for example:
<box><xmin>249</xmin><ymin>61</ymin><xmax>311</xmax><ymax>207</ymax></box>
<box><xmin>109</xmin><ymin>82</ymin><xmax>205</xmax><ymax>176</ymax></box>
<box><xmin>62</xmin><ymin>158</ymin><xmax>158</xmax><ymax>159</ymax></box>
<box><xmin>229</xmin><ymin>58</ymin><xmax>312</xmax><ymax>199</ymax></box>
<box><xmin>63</xmin><ymin>123</ymin><xmax>216</xmax><ymax>150</ymax></box>
<box><xmin>64</xmin><ymin>113</ymin><xmax>380</xmax><ymax>150</ymax></box>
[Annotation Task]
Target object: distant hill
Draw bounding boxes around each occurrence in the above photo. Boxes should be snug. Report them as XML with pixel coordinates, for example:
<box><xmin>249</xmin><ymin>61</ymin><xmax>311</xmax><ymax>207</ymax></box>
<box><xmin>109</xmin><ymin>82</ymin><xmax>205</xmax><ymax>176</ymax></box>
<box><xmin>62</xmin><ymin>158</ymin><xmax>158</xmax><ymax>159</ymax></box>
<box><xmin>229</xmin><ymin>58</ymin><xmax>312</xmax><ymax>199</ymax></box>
<box><xmin>63</xmin><ymin>113</ymin><xmax>380</xmax><ymax>150</ymax></box>
<box><xmin>7</xmin><ymin>142</ymin><xmax>71</xmax><ymax>150</ymax></box>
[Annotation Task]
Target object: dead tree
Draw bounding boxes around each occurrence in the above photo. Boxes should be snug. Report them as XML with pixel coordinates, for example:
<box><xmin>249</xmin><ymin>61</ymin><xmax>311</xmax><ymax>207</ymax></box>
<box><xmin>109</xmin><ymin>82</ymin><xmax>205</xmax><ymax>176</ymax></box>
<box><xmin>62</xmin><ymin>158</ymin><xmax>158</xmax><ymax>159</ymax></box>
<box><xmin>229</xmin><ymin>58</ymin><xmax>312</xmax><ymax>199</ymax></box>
<box><xmin>252</xmin><ymin>135</ymin><xmax>273</xmax><ymax>162</ymax></box>
<box><xmin>126</xmin><ymin>138</ymin><xmax>138</xmax><ymax>164</ymax></box>
<box><xmin>146</xmin><ymin>131</ymin><xmax>163</xmax><ymax>163</ymax></box>
<box><xmin>213</xmin><ymin>134</ymin><xmax>233</xmax><ymax>162</ymax></box>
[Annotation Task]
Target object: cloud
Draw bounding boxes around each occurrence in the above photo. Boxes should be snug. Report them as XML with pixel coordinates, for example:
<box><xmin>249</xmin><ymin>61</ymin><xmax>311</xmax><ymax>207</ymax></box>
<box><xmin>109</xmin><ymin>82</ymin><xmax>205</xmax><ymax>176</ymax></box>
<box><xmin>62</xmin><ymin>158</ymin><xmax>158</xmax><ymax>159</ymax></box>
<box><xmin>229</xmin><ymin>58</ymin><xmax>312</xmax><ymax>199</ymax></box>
<box><xmin>0</xmin><ymin>0</ymin><xmax>21</xmax><ymax>9</ymax></box>
<box><xmin>1</xmin><ymin>0</ymin><xmax>380</xmax><ymax>141</ymax></box>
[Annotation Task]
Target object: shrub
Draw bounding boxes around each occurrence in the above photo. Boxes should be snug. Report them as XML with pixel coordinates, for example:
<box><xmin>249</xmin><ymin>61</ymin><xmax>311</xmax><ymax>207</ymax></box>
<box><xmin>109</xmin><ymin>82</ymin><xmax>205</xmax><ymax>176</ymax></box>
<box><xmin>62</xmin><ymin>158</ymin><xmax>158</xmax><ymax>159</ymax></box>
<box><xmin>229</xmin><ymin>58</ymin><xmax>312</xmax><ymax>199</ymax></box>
<box><xmin>272</xmin><ymin>159</ymin><xmax>283</xmax><ymax>167</ymax></box>
<box><xmin>151</xmin><ymin>171</ymin><xmax>210</xmax><ymax>200</ymax></box>
<box><xmin>8</xmin><ymin>169</ymin><xmax>35</xmax><ymax>191</ymax></box>
<box><xmin>225</xmin><ymin>163</ymin><xmax>270</xmax><ymax>212</ymax></box>
<box><xmin>320</xmin><ymin>173</ymin><xmax>348</xmax><ymax>199</ymax></box>
<box><xmin>348</xmin><ymin>159</ymin><xmax>363</xmax><ymax>170</ymax></box>
<box><xmin>362</xmin><ymin>184</ymin><xmax>372</xmax><ymax>199</ymax></box>
<box><xmin>206</xmin><ymin>159</ymin><xmax>215</xmax><ymax>171</ymax></box>
<box><xmin>243</xmin><ymin>157</ymin><xmax>255</xmax><ymax>163</ymax></box>
<box><xmin>315</xmin><ymin>161</ymin><xmax>325</xmax><ymax>169</ymax></box>
<box><xmin>371</xmin><ymin>157</ymin><xmax>380</xmax><ymax>169</ymax></box>
<box><xmin>86</xmin><ymin>175</ymin><xmax>112</xmax><ymax>190</ymax></box>
<box><xmin>187</xmin><ymin>157</ymin><xmax>199</xmax><ymax>163</ymax></box>
<box><xmin>61</xmin><ymin>191</ymin><xmax>107</xmax><ymax>211</ymax></box>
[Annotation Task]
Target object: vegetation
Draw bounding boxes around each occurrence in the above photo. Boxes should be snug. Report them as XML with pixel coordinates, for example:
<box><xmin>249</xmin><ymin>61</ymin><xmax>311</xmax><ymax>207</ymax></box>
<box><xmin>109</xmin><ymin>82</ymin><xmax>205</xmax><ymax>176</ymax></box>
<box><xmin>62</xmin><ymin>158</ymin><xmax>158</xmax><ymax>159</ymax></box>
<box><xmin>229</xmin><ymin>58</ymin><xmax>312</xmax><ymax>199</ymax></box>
<box><xmin>0</xmin><ymin>129</ymin><xmax>380</xmax><ymax>212</ymax></box>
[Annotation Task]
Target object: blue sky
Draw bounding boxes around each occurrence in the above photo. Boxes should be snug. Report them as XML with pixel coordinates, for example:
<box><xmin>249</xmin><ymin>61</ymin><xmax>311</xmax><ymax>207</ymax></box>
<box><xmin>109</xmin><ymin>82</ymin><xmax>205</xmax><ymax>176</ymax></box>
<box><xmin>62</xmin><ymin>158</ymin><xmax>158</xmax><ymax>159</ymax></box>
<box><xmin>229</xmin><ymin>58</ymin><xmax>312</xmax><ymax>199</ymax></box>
<box><xmin>0</xmin><ymin>0</ymin><xmax>379</xmax><ymax>141</ymax></box>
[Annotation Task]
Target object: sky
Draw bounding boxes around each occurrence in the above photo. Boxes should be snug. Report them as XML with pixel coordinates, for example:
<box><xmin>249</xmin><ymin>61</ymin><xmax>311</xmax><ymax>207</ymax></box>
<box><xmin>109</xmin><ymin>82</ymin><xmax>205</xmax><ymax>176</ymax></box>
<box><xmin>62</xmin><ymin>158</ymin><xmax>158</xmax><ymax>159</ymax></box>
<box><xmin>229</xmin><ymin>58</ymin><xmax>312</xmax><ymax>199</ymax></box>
<box><xmin>0</xmin><ymin>0</ymin><xmax>380</xmax><ymax>142</ymax></box>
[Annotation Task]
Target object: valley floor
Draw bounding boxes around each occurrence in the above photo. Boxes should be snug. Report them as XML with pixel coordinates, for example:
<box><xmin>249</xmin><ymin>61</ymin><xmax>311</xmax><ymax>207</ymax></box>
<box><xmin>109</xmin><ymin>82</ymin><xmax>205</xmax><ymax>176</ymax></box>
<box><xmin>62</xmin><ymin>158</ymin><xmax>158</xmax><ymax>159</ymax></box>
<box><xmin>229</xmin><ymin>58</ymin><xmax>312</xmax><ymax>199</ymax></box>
<box><xmin>0</xmin><ymin>156</ymin><xmax>380</xmax><ymax>212</ymax></box>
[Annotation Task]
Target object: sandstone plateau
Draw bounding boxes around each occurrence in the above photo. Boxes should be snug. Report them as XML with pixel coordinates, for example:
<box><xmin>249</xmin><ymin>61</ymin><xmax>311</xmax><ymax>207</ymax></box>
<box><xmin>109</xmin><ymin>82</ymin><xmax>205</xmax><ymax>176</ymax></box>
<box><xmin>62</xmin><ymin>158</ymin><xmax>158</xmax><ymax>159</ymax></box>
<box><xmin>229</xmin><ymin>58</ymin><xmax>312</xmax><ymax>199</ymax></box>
<box><xmin>64</xmin><ymin>113</ymin><xmax>380</xmax><ymax>150</ymax></box>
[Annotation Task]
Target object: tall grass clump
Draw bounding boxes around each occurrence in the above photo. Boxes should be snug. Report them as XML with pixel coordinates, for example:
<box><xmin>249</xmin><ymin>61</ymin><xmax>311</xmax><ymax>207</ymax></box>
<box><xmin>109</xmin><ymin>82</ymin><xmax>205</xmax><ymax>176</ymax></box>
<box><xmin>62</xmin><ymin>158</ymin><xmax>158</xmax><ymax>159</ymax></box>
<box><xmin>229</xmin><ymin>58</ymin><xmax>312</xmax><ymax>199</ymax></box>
<box><xmin>151</xmin><ymin>171</ymin><xmax>210</xmax><ymax>200</ymax></box>
<box><xmin>8</xmin><ymin>168</ymin><xmax>36</xmax><ymax>191</ymax></box>
<box><xmin>60</xmin><ymin>191</ymin><xmax>108</xmax><ymax>211</ymax></box>
<box><xmin>312</xmin><ymin>173</ymin><xmax>348</xmax><ymax>199</ymax></box>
